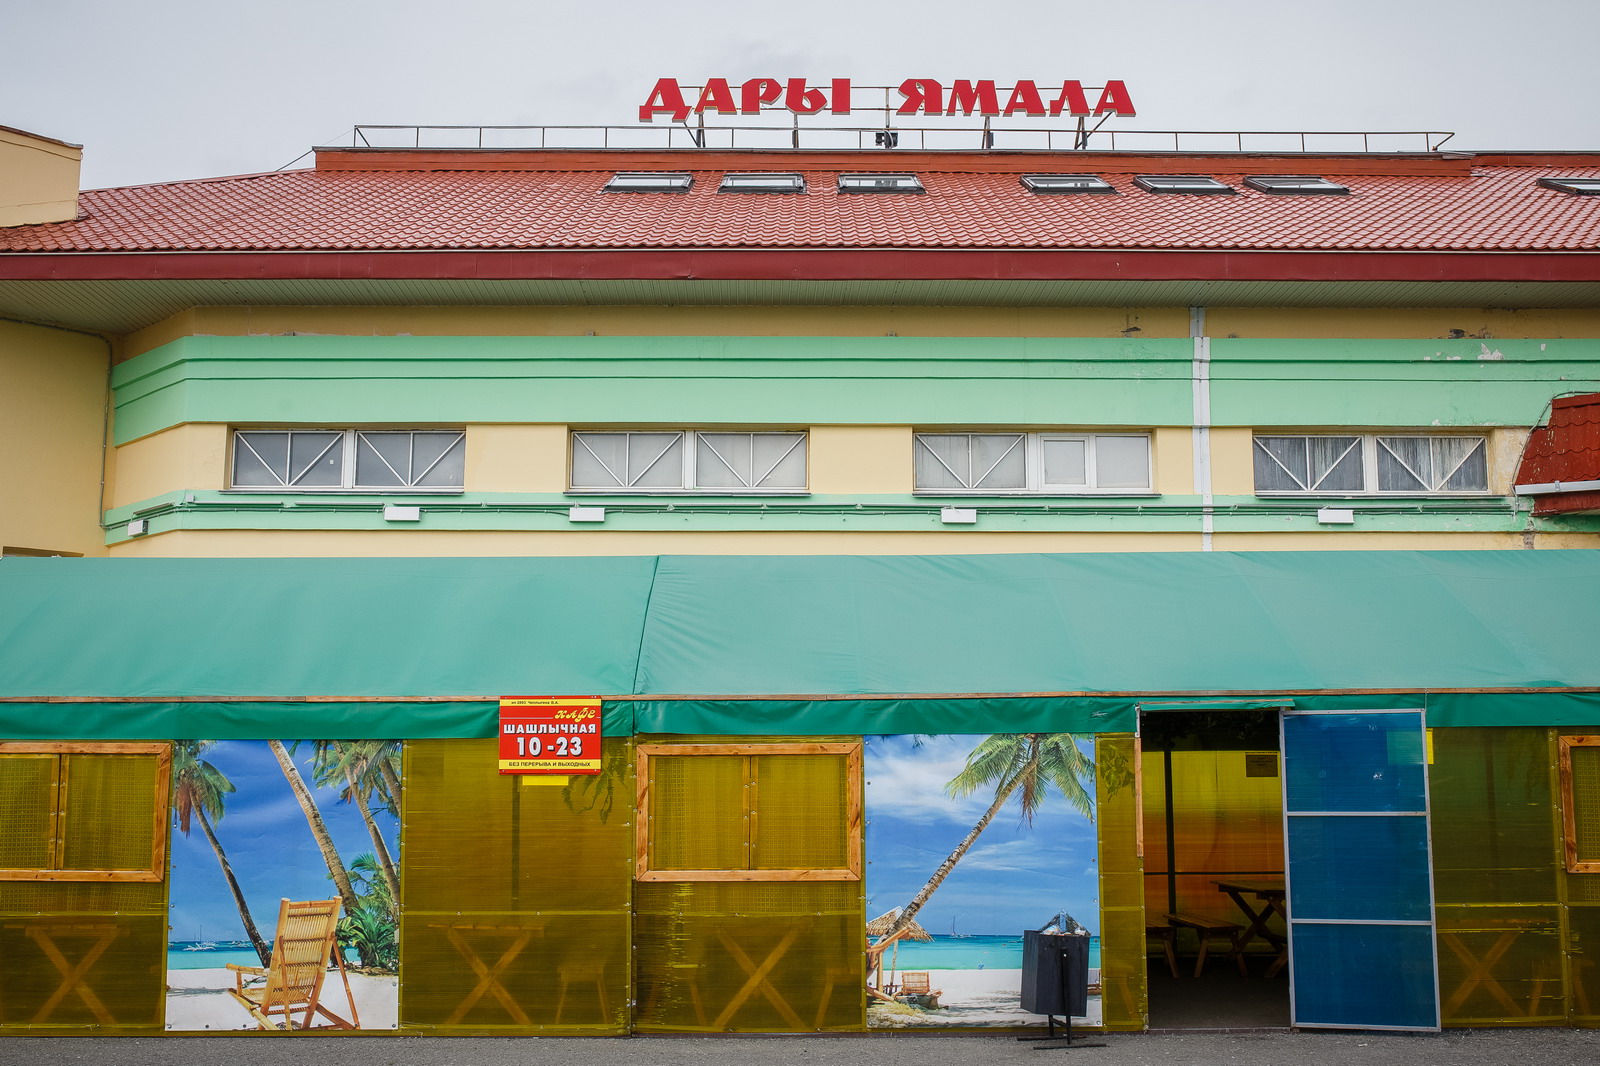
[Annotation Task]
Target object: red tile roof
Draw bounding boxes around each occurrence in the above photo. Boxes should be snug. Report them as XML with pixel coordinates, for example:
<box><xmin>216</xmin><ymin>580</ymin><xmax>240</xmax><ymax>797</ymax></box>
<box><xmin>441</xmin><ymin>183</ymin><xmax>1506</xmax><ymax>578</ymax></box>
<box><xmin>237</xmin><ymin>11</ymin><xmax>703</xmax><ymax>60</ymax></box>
<box><xmin>1517</xmin><ymin>393</ymin><xmax>1600</xmax><ymax>514</ymax></box>
<box><xmin>3</xmin><ymin>153</ymin><xmax>1598</xmax><ymax>255</ymax></box>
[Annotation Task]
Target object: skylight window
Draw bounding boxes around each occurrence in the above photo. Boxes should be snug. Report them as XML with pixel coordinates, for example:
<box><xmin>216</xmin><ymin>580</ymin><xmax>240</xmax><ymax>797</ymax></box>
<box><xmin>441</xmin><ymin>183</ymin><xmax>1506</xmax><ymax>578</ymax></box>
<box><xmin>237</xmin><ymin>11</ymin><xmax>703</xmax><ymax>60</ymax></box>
<box><xmin>719</xmin><ymin>172</ymin><xmax>806</xmax><ymax>194</ymax></box>
<box><xmin>1133</xmin><ymin>175</ymin><xmax>1235</xmax><ymax>195</ymax></box>
<box><xmin>603</xmin><ymin>172</ymin><xmax>693</xmax><ymax>193</ymax></box>
<box><xmin>838</xmin><ymin>173</ymin><xmax>924</xmax><ymax>194</ymax></box>
<box><xmin>1021</xmin><ymin>174</ymin><xmax>1116</xmax><ymax>194</ymax></box>
<box><xmin>1537</xmin><ymin>177</ymin><xmax>1600</xmax><ymax>196</ymax></box>
<box><xmin>1245</xmin><ymin>175</ymin><xmax>1350</xmax><ymax>196</ymax></box>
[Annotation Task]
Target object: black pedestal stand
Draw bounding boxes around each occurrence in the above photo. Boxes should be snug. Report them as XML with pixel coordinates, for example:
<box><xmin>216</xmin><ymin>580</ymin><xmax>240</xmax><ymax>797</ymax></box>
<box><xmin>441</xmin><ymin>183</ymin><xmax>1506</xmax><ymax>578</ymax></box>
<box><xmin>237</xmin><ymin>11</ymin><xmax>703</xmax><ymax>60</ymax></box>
<box><xmin>1017</xmin><ymin>1011</ymin><xmax>1107</xmax><ymax>1049</ymax></box>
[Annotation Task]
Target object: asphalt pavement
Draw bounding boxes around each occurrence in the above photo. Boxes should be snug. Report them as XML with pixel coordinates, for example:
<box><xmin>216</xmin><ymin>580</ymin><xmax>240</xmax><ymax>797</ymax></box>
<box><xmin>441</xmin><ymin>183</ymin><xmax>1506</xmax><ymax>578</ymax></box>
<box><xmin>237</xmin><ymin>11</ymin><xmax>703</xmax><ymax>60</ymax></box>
<box><xmin>2</xmin><ymin>1030</ymin><xmax>1595</xmax><ymax>1066</ymax></box>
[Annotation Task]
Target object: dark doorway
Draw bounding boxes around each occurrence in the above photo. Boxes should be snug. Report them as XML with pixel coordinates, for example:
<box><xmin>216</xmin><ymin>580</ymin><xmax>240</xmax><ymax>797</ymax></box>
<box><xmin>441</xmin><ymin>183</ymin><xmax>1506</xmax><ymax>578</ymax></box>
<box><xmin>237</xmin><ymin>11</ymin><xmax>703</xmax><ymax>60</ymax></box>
<box><xmin>1140</xmin><ymin>710</ymin><xmax>1290</xmax><ymax>1029</ymax></box>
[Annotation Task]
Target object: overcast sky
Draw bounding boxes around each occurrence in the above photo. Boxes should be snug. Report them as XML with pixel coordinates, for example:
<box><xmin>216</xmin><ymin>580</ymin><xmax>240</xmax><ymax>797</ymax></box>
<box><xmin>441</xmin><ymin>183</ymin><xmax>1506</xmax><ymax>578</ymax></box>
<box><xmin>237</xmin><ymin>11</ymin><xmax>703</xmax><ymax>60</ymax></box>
<box><xmin>7</xmin><ymin>0</ymin><xmax>1598</xmax><ymax>190</ymax></box>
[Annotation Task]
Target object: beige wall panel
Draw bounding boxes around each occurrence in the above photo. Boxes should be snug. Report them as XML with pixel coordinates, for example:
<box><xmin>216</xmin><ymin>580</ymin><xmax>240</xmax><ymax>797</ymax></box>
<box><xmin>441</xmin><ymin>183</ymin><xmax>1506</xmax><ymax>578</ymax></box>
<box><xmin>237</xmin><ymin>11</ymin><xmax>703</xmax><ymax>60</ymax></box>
<box><xmin>810</xmin><ymin>426</ymin><xmax>912</xmax><ymax>493</ymax></box>
<box><xmin>107</xmin><ymin>424</ymin><xmax>228</xmax><ymax>508</ymax></box>
<box><xmin>1207</xmin><ymin>307</ymin><xmax>1600</xmax><ymax>340</ymax></box>
<box><xmin>0</xmin><ymin>127</ymin><xmax>80</xmax><ymax>227</ymax></box>
<box><xmin>110</xmin><ymin>529</ymin><xmax>1204</xmax><ymax>558</ymax></box>
<box><xmin>1209</xmin><ymin>428</ymin><xmax>1258</xmax><ymax>495</ymax></box>
<box><xmin>121</xmin><ymin>305</ymin><xmax>1192</xmax><ymax>357</ymax></box>
<box><xmin>1212</xmin><ymin>532</ymin><xmax>1556</xmax><ymax>551</ymax></box>
<box><xmin>467</xmin><ymin>424</ymin><xmax>567</xmax><ymax>492</ymax></box>
<box><xmin>0</xmin><ymin>320</ymin><xmax>107</xmax><ymax>556</ymax></box>
<box><xmin>1151</xmin><ymin>428</ymin><xmax>1194</xmax><ymax>495</ymax></box>
<box><xmin>1487</xmin><ymin>427</ymin><xmax>1531</xmax><ymax>494</ymax></box>
<box><xmin>122</xmin><ymin>309</ymin><xmax>204</xmax><ymax>362</ymax></box>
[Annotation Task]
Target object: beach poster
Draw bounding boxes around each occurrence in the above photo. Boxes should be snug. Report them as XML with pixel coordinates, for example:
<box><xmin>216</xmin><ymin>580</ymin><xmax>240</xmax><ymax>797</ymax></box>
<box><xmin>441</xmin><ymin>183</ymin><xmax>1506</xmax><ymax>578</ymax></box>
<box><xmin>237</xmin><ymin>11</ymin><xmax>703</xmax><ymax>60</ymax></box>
<box><xmin>165</xmin><ymin>740</ymin><xmax>401</xmax><ymax>1031</ymax></box>
<box><xmin>865</xmin><ymin>733</ymin><xmax>1101</xmax><ymax>1029</ymax></box>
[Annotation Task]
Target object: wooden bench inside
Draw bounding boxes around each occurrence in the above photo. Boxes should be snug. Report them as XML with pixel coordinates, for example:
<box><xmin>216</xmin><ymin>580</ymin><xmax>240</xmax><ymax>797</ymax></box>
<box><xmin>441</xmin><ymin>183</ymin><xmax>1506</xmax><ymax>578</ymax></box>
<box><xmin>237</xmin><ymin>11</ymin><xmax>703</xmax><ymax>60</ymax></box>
<box><xmin>1145</xmin><ymin>922</ymin><xmax>1180</xmax><ymax>979</ymax></box>
<box><xmin>1163</xmin><ymin>912</ymin><xmax>1248</xmax><ymax>978</ymax></box>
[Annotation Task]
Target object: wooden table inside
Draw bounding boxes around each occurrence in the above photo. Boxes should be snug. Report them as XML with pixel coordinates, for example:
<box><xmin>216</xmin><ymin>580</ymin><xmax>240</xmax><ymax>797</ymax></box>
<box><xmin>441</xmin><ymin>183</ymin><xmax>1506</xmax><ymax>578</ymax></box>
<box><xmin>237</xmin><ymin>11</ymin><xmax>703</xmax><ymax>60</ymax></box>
<box><xmin>5</xmin><ymin>920</ymin><xmax>123</xmax><ymax>1024</ymax></box>
<box><xmin>1211</xmin><ymin>878</ymin><xmax>1287</xmax><ymax>978</ymax></box>
<box><xmin>1436</xmin><ymin>916</ymin><xmax>1555</xmax><ymax>1019</ymax></box>
<box><xmin>430</xmin><ymin>919</ymin><xmax>547</xmax><ymax>1025</ymax></box>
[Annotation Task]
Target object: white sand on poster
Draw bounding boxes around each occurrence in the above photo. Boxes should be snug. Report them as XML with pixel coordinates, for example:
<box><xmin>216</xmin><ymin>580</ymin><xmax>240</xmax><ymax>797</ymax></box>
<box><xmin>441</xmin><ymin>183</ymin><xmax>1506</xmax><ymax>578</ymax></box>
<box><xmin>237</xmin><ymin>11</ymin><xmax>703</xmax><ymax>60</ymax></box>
<box><xmin>165</xmin><ymin>967</ymin><xmax>398</xmax><ymax>1031</ymax></box>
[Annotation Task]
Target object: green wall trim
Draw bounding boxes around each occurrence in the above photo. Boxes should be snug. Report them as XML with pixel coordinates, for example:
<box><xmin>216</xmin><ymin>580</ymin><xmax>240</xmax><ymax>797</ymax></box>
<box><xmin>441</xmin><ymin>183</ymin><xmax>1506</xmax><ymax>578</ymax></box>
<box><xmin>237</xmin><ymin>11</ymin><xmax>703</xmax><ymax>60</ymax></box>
<box><xmin>101</xmin><ymin>488</ymin><xmax>1564</xmax><ymax>544</ymax></box>
<box><xmin>109</xmin><ymin>336</ymin><xmax>1600</xmax><ymax>444</ymax></box>
<box><xmin>1209</xmin><ymin>338</ymin><xmax>1600</xmax><ymax>427</ymax></box>
<box><xmin>111</xmin><ymin>335</ymin><xmax>1194</xmax><ymax>444</ymax></box>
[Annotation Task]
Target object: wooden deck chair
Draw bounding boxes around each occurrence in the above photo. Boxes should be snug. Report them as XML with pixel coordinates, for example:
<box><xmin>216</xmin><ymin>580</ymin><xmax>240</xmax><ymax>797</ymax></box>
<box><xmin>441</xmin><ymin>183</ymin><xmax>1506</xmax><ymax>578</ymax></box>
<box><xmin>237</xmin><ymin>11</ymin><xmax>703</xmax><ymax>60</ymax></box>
<box><xmin>226</xmin><ymin>898</ymin><xmax>360</xmax><ymax>1030</ymax></box>
<box><xmin>898</xmin><ymin>971</ymin><xmax>942</xmax><ymax>1007</ymax></box>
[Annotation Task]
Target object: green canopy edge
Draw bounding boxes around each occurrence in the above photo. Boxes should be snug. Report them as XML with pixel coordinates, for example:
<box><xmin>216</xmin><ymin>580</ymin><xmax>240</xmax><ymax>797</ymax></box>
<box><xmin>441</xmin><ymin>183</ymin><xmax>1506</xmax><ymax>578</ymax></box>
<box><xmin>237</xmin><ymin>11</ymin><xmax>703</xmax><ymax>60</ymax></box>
<box><xmin>2</xmin><ymin>691</ymin><xmax>1596</xmax><ymax>741</ymax></box>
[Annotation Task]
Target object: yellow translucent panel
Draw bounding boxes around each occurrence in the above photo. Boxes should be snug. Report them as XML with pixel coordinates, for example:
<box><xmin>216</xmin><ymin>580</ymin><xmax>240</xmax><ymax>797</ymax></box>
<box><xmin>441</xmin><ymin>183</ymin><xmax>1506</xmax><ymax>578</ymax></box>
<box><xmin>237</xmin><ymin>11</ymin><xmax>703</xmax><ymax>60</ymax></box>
<box><xmin>0</xmin><ymin>754</ymin><xmax>56</xmax><ymax>871</ymax></box>
<box><xmin>634</xmin><ymin>880</ymin><xmax>863</xmax><ymax>1032</ymax></box>
<box><xmin>60</xmin><ymin>754</ymin><xmax>157</xmax><ymax>873</ymax></box>
<box><xmin>1095</xmin><ymin>734</ymin><xmax>1145</xmax><ymax>1031</ymax></box>
<box><xmin>1574</xmin><ymin>746</ymin><xmax>1600</xmax><ymax>866</ymax></box>
<box><xmin>752</xmin><ymin>754</ymin><xmax>847</xmax><ymax>870</ymax></box>
<box><xmin>1430</xmin><ymin>728</ymin><xmax>1560</xmax><ymax>906</ymax></box>
<box><xmin>652</xmin><ymin>755</ymin><xmax>747</xmax><ymax>871</ymax></box>
<box><xmin>399</xmin><ymin>738</ymin><xmax>633</xmax><ymax>1033</ymax></box>
<box><xmin>1436</xmin><ymin>903</ymin><xmax>1565</xmax><ymax>1026</ymax></box>
<box><xmin>1567</xmin><ymin>903</ymin><xmax>1600</xmax><ymax>1025</ymax></box>
<box><xmin>1167</xmin><ymin>751</ymin><xmax>1283</xmax><ymax>881</ymax></box>
<box><xmin>0</xmin><ymin>914</ymin><xmax>166</xmax><ymax>1031</ymax></box>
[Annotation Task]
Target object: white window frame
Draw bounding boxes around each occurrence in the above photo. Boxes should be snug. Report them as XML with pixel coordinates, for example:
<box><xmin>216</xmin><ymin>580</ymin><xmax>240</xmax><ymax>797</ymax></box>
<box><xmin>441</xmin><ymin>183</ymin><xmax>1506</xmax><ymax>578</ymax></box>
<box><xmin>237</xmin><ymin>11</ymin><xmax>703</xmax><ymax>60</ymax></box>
<box><xmin>1252</xmin><ymin>433</ymin><xmax>1491</xmax><ymax>496</ymax></box>
<box><xmin>568</xmin><ymin>430</ymin><xmax>809</xmax><ymax>495</ymax></box>
<box><xmin>912</xmin><ymin>432</ymin><xmax>1154</xmax><ymax>496</ymax></box>
<box><xmin>228</xmin><ymin>429</ymin><xmax>466</xmax><ymax>493</ymax></box>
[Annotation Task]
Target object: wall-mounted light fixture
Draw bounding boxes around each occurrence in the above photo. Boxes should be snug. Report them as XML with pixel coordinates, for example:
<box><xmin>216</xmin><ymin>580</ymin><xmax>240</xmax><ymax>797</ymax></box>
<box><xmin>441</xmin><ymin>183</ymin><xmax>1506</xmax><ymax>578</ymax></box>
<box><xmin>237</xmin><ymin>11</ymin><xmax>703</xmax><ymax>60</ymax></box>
<box><xmin>1316</xmin><ymin>507</ymin><xmax>1355</xmax><ymax>525</ymax></box>
<box><xmin>126</xmin><ymin>518</ymin><xmax>148</xmax><ymax>536</ymax></box>
<box><xmin>568</xmin><ymin>506</ymin><xmax>606</xmax><ymax>523</ymax></box>
<box><xmin>940</xmin><ymin>507</ymin><xmax>978</xmax><ymax>525</ymax></box>
<box><xmin>383</xmin><ymin>504</ymin><xmax>421</xmax><ymax>522</ymax></box>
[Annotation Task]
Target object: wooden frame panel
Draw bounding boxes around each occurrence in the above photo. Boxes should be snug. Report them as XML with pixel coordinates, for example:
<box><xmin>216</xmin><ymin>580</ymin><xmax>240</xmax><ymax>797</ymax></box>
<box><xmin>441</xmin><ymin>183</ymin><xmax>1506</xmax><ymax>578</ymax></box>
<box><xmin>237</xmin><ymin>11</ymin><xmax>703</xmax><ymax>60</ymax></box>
<box><xmin>1558</xmin><ymin>735</ymin><xmax>1600</xmax><ymax>873</ymax></box>
<box><xmin>635</xmin><ymin>742</ymin><xmax>862</xmax><ymax>883</ymax></box>
<box><xmin>0</xmin><ymin>741</ymin><xmax>171</xmax><ymax>882</ymax></box>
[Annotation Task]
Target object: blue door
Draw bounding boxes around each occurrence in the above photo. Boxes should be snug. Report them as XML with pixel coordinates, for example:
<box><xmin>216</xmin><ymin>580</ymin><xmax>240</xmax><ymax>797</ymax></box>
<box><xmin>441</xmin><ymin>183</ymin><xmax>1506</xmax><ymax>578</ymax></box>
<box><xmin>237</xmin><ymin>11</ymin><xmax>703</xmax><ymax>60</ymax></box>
<box><xmin>1281</xmin><ymin>709</ymin><xmax>1440</xmax><ymax>1030</ymax></box>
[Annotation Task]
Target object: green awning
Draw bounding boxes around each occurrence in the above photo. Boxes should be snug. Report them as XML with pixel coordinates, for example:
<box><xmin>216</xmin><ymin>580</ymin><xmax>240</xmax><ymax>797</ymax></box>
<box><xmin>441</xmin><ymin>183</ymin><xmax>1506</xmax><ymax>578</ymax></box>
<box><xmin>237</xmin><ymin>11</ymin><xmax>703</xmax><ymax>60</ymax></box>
<box><xmin>2</xmin><ymin>550</ymin><xmax>1598</xmax><ymax>738</ymax></box>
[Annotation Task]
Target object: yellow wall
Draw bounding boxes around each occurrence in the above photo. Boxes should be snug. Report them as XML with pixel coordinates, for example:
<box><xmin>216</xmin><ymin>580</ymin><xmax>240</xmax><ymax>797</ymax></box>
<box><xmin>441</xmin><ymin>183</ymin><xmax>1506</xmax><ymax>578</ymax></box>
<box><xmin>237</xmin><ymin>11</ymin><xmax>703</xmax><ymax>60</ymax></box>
<box><xmin>121</xmin><ymin>306</ymin><xmax>1191</xmax><ymax>359</ymax></box>
<box><xmin>466</xmin><ymin>424</ymin><xmax>567</xmax><ymax>492</ymax></box>
<box><xmin>106</xmin><ymin>423</ymin><xmax>227</xmax><ymax>509</ymax></box>
<box><xmin>110</xmin><ymin>528</ymin><xmax>1593</xmax><ymax>559</ymax></box>
<box><xmin>109</xmin><ymin>529</ymin><xmax>1207</xmax><ymax>557</ymax></box>
<box><xmin>1212</xmin><ymin>532</ymin><xmax>1571</xmax><ymax>551</ymax></box>
<box><xmin>122</xmin><ymin>304</ymin><xmax>1600</xmax><ymax>361</ymax></box>
<box><xmin>1207</xmin><ymin>307</ymin><xmax>1600</xmax><ymax>340</ymax></box>
<box><xmin>811</xmin><ymin>426</ymin><xmax>912</xmax><ymax>493</ymax></box>
<box><xmin>0</xmin><ymin>126</ymin><xmax>80</xmax><ymax>228</ymax></box>
<box><xmin>0</xmin><ymin>319</ymin><xmax>108</xmax><ymax>556</ymax></box>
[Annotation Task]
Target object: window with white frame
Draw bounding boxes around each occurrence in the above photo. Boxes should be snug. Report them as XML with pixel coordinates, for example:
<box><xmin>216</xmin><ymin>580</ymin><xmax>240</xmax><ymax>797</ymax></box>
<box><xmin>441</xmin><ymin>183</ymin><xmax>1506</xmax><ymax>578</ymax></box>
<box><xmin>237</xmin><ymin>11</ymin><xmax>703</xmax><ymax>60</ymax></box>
<box><xmin>913</xmin><ymin>432</ymin><xmax>1152</xmax><ymax>494</ymax></box>
<box><xmin>231</xmin><ymin>429</ymin><xmax>466</xmax><ymax>491</ymax></box>
<box><xmin>1252</xmin><ymin>434</ymin><xmax>1489</xmax><ymax>494</ymax></box>
<box><xmin>570</xmin><ymin>431</ymin><xmax>807</xmax><ymax>493</ymax></box>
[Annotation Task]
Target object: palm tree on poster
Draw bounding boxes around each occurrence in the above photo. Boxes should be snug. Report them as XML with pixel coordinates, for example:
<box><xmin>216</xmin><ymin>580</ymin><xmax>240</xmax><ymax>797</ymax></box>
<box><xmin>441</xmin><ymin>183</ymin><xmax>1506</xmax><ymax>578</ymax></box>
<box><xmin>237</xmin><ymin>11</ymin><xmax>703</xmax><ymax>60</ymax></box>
<box><xmin>266</xmin><ymin>739</ymin><xmax>370</xmax><ymax>963</ymax></box>
<box><xmin>886</xmin><ymin>733</ymin><xmax>1096</xmax><ymax>938</ymax></box>
<box><xmin>310</xmin><ymin>740</ymin><xmax>401</xmax><ymax>907</ymax></box>
<box><xmin>170</xmin><ymin>740</ymin><xmax>272</xmax><ymax>966</ymax></box>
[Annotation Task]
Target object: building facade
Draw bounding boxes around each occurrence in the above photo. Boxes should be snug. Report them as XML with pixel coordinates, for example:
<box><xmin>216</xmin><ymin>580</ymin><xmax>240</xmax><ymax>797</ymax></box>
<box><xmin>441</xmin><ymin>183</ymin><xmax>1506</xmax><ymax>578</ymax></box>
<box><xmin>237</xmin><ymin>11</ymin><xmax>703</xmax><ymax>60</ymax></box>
<box><xmin>2</xmin><ymin>123</ymin><xmax>1599</xmax><ymax>1035</ymax></box>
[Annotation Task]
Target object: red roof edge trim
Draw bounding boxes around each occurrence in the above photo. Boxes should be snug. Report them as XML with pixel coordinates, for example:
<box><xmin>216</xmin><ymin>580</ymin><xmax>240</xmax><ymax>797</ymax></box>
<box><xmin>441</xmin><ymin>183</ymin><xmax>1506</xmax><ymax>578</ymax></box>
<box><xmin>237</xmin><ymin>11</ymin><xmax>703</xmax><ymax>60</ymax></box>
<box><xmin>3</xmin><ymin>248</ymin><xmax>1599</xmax><ymax>284</ymax></box>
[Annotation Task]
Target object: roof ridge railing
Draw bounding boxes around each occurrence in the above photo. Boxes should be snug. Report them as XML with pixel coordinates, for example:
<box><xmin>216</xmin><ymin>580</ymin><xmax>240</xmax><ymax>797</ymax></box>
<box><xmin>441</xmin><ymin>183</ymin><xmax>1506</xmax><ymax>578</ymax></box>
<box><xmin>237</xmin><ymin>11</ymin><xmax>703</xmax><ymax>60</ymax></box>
<box><xmin>331</xmin><ymin>124</ymin><xmax>1457</xmax><ymax>154</ymax></box>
